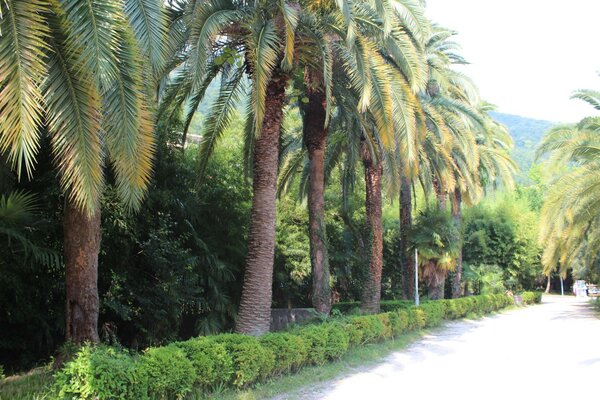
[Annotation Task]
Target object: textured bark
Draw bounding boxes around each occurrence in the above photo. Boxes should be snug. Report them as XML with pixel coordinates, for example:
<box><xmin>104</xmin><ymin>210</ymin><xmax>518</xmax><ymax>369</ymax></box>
<box><xmin>235</xmin><ymin>70</ymin><xmax>288</xmax><ymax>335</ymax></box>
<box><xmin>451</xmin><ymin>188</ymin><xmax>463</xmax><ymax>298</ymax></box>
<box><xmin>360</xmin><ymin>140</ymin><xmax>383</xmax><ymax>314</ymax></box>
<box><xmin>432</xmin><ymin>176</ymin><xmax>446</xmax><ymax>209</ymax></box>
<box><xmin>400</xmin><ymin>176</ymin><xmax>414</xmax><ymax>300</ymax></box>
<box><xmin>428</xmin><ymin>176</ymin><xmax>447</xmax><ymax>299</ymax></box>
<box><xmin>64</xmin><ymin>200</ymin><xmax>101</xmax><ymax>344</ymax></box>
<box><xmin>428</xmin><ymin>276</ymin><xmax>445</xmax><ymax>300</ymax></box>
<box><xmin>303</xmin><ymin>86</ymin><xmax>331</xmax><ymax>315</ymax></box>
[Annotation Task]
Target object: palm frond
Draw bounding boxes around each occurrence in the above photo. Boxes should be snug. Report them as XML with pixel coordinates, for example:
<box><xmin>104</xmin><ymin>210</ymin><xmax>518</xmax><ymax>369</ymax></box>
<box><xmin>103</xmin><ymin>25</ymin><xmax>155</xmax><ymax>211</ymax></box>
<box><xmin>124</xmin><ymin>0</ymin><xmax>169</xmax><ymax>82</ymax></box>
<box><xmin>197</xmin><ymin>68</ymin><xmax>247</xmax><ymax>177</ymax></box>
<box><xmin>0</xmin><ymin>0</ymin><xmax>50</xmax><ymax>178</ymax></box>
<box><xmin>44</xmin><ymin>15</ymin><xmax>104</xmax><ymax>213</ymax></box>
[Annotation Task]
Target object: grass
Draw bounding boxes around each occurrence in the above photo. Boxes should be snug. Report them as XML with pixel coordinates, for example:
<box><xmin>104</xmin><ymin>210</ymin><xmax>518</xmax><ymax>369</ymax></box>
<box><xmin>0</xmin><ymin>367</ymin><xmax>53</xmax><ymax>400</ymax></box>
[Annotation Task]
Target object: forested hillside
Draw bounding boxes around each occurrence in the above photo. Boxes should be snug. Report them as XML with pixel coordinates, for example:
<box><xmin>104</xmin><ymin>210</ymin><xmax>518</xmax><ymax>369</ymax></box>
<box><xmin>490</xmin><ymin>112</ymin><xmax>554</xmax><ymax>180</ymax></box>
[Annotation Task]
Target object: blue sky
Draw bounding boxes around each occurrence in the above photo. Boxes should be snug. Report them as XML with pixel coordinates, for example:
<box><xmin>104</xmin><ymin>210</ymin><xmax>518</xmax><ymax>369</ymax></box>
<box><xmin>425</xmin><ymin>0</ymin><xmax>600</xmax><ymax>122</ymax></box>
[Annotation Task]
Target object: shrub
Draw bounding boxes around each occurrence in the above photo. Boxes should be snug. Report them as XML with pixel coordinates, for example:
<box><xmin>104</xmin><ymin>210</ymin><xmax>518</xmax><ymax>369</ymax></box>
<box><xmin>331</xmin><ymin>302</ymin><xmax>361</xmax><ymax>314</ymax></box>
<box><xmin>295</xmin><ymin>325</ymin><xmax>329</xmax><ymax>365</ymax></box>
<box><xmin>389</xmin><ymin>310</ymin><xmax>409</xmax><ymax>336</ymax></box>
<box><xmin>442</xmin><ymin>299</ymin><xmax>464</xmax><ymax>320</ymax></box>
<box><xmin>175</xmin><ymin>337</ymin><xmax>233</xmax><ymax>388</ymax></box>
<box><xmin>137</xmin><ymin>345</ymin><xmax>196</xmax><ymax>399</ymax></box>
<box><xmin>54</xmin><ymin>345</ymin><xmax>145</xmax><ymax>400</ymax></box>
<box><xmin>52</xmin><ymin>295</ymin><xmax>515</xmax><ymax>399</ymax></box>
<box><xmin>347</xmin><ymin>315</ymin><xmax>386</xmax><ymax>344</ymax></box>
<box><xmin>376</xmin><ymin>313</ymin><xmax>393</xmax><ymax>339</ymax></box>
<box><xmin>0</xmin><ymin>365</ymin><xmax>4</xmax><ymax>380</ymax></box>
<box><xmin>521</xmin><ymin>291</ymin><xmax>542</xmax><ymax>305</ymax></box>
<box><xmin>212</xmin><ymin>334</ymin><xmax>275</xmax><ymax>388</ymax></box>
<box><xmin>332</xmin><ymin>300</ymin><xmax>413</xmax><ymax>314</ymax></box>
<box><xmin>405</xmin><ymin>307</ymin><xmax>426</xmax><ymax>330</ymax></box>
<box><xmin>260</xmin><ymin>333</ymin><xmax>307</xmax><ymax>375</ymax></box>
<box><xmin>420</xmin><ymin>302</ymin><xmax>444</xmax><ymax>327</ymax></box>
<box><xmin>324</xmin><ymin>324</ymin><xmax>350</xmax><ymax>360</ymax></box>
<box><xmin>345</xmin><ymin>319</ymin><xmax>364</xmax><ymax>347</ymax></box>
<box><xmin>380</xmin><ymin>300</ymin><xmax>414</xmax><ymax>312</ymax></box>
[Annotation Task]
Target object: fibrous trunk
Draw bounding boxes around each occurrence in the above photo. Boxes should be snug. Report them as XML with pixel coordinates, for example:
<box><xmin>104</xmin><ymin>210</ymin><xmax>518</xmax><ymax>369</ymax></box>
<box><xmin>422</xmin><ymin>260</ymin><xmax>446</xmax><ymax>300</ymax></box>
<box><xmin>400</xmin><ymin>176</ymin><xmax>414</xmax><ymax>300</ymax></box>
<box><xmin>360</xmin><ymin>139</ymin><xmax>383</xmax><ymax>314</ymax></box>
<box><xmin>303</xmin><ymin>85</ymin><xmax>331</xmax><ymax>315</ymax></box>
<box><xmin>432</xmin><ymin>176</ymin><xmax>446</xmax><ymax>209</ymax></box>
<box><xmin>235</xmin><ymin>70</ymin><xmax>288</xmax><ymax>335</ymax></box>
<box><xmin>451</xmin><ymin>188</ymin><xmax>463</xmax><ymax>298</ymax></box>
<box><xmin>427</xmin><ymin>176</ymin><xmax>447</xmax><ymax>299</ymax></box>
<box><xmin>64</xmin><ymin>199</ymin><xmax>101</xmax><ymax>344</ymax></box>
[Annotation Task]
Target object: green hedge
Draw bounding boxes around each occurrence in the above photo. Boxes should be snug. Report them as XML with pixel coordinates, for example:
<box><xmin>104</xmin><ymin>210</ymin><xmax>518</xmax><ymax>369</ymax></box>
<box><xmin>332</xmin><ymin>300</ymin><xmax>414</xmax><ymax>314</ymax></box>
<box><xmin>54</xmin><ymin>346</ymin><xmax>146</xmax><ymax>400</ymax></box>
<box><xmin>54</xmin><ymin>294</ymin><xmax>521</xmax><ymax>399</ymax></box>
<box><xmin>521</xmin><ymin>291</ymin><xmax>543</xmax><ymax>305</ymax></box>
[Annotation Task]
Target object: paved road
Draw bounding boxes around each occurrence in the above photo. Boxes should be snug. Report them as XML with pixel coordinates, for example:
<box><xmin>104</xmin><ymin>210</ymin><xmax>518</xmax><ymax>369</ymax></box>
<box><xmin>277</xmin><ymin>296</ymin><xmax>600</xmax><ymax>400</ymax></box>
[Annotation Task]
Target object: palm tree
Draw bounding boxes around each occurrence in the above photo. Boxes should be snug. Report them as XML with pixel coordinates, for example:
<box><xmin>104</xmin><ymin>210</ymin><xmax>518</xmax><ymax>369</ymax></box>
<box><xmin>161</xmin><ymin>0</ymin><xmax>357</xmax><ymax>334</ymax></box>
<box><xmin>399</xmin><ymin>26</ymin><xmax>497</xmax><ymax>300</ymax></box>
<box><xmin>410</xmin><ymin>206</ymin><xmax>460</xmax><ymax>300</ymax></box>
<box><xmin>164</xmin><ymin>0</ymin><xmax>429</xmax><ymax>328</ymax></box>
<box><xmin>300</xmin><ymin>0</ymin><xmax>428</xmax><ymax>314</ymax></box>
<box><xmin>447</xmin><ymin>104</ymin><xmax>516</xmax><ymax>297</ymax></box>
<box><xmin>537</xmin><ymin>86</ymin><xmax>600</xmax><ymax>278</ymax></box>
<box><xmin>0</xmin><ymin>0</ymin><xmax>166</xmax><ymax>343</ymax></box>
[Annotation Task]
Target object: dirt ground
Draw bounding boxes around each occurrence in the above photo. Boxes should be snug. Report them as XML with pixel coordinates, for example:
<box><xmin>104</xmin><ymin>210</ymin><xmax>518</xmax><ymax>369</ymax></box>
<box><xmin>272</xmin><ymin>295</ymin><xmax>600</xmax><ymax>400</ymax></box>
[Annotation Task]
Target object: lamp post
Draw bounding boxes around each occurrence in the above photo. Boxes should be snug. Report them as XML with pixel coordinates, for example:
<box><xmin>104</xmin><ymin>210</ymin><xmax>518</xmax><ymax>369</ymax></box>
<box><xmin>415</xmin><ymin>248</ymin><xmax>419</xmax><ymax>306</ymax></box>
<box><xmin>560</xmin><ymin>276</ymin><xmax>564</xmax><ymax>296</ymax></box>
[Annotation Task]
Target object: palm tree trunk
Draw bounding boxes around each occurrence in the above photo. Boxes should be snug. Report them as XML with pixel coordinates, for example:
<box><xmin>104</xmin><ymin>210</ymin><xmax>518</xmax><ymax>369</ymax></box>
<box><xmin>303</xmin><ymin>87</ymin><xmax>331</xmax><ymax>315</ymax></box>
<box><xmin>63</xmin><ymin>199</ymin><xmax>101</xmax><ymax>344</ymax></box>
<box><xmin>428</xmin><ymin>176</ymin><xmax>447</xmax><ymax>299</ymax></box>
<box><xmin>360</xmin><ymin>139</ymin><xmax>383</xmax><ymax>314</ymax></box>
<box><xmin>545</xmin><ymin>275</ymin><xmax>551</xmax><ymax>294</ymax></box>
<box><xmin>236</xmin><ymin>71</ymin><xmax>288</xmax><ymax>335</ymax></box>
<box><xmin>451</xmin><ymin>188</ymin><xmax>463</xmax><ymax>298</ymax></box>
<box><xmin>432</xmin><ymin>176</ymin><xmax>446</xmax><ymax>209</ymax></box>
<box><xmin>400</xmin><ymin>176</ymin><xmax>414</xmax><ymax>300</ymax></box>
<box><xmin>428</xmin><ymin>275</ymin><xmax>445</xmax><ymax>299</ymax></box>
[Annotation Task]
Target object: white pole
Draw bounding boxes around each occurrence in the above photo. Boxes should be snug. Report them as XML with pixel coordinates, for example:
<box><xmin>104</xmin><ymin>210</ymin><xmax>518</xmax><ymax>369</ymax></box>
<box><xmin>415</xmin><ymin>248</ymin><xmax>419</xmax><ymax>306</ymax></box>
<box><xmin>560</xmin><ymin>276</ymin><xmax>564</xmax><ymax>296</ymax></box>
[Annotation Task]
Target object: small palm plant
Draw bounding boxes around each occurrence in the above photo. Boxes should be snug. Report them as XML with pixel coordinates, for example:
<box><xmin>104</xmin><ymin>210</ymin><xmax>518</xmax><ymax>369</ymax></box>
<box><xmin>0</xmin><ymin>190</ymin><xmax>60</xmax><ymax>268</ymax></box>
<box><xmin>410</xmin><ymin>206</ymin><xmax>460</xmax><ymax>299</ymax></box>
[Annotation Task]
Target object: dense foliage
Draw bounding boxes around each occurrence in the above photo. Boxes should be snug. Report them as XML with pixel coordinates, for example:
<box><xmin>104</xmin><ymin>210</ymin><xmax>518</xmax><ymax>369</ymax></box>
<box><xmin>52</xmin><ymin>294</ymin><xmax>517</xmax><ymax>399</ymax></box>
<box><xmin>462</xmin><ymin>194</ymin><xmax>543</xmax><ymax>292</ymax></box>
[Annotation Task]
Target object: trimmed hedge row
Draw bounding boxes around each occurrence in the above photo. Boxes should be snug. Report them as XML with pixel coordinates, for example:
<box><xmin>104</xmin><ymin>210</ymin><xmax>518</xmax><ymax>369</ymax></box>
<box><xmin>332</xmin><ymin>300</ymin><xmax>414</xmax><ymax>314</ymax></box>
<box><xmin>521</xmin><ymin>291</ymin><xmax>543</xmax><ymax>305</ymax></box>
<box><xmin>54</xmin><ymin>294</ymin><xmax>516</xmax><ymax>399</ymax></box>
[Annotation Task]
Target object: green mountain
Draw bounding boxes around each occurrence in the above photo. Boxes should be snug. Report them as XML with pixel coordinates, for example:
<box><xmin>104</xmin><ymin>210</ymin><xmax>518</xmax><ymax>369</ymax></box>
<box><xmin>490</xmin><ymin>111</ymin><xmax>555</xmax><ymax>181</ymax></box>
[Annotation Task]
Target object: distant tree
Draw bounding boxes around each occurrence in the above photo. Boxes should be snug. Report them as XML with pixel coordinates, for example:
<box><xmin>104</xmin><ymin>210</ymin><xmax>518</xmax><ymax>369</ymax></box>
<box><xmin>537</xmin><ymin>84</ymin><xmax>600</xmax><ymax>279</ymax></box>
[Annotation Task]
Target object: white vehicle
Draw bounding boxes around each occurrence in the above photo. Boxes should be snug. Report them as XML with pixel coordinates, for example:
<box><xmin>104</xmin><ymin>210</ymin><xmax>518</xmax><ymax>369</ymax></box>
<box><xmin>573</xmin><ymin>280</ymin><xmax>588</xmax><ymax>298</ymax></box>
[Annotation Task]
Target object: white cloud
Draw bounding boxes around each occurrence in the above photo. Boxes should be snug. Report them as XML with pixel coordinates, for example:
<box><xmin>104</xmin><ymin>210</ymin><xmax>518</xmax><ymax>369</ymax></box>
<box><xmin>425</xmin><ymin>0</ymin><xmax>600</xmax><ymax>122</ymax></box>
